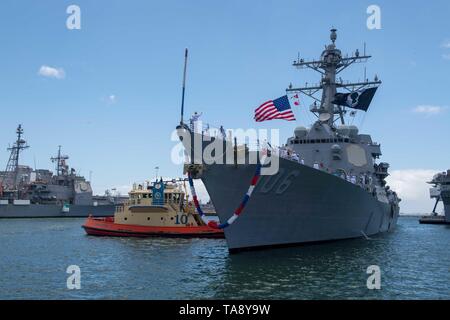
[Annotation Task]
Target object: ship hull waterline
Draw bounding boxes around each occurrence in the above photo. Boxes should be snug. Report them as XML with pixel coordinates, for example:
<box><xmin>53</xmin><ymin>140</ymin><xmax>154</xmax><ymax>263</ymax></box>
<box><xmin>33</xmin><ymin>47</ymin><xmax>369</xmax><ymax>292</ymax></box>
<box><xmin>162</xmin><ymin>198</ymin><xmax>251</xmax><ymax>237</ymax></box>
<box><xmin>198</xmin><ymin>157</ymin><xmax>399</xmax><ymax>253</ymax></box>
<box><xmin>419</xmin><ymin>216</ymin><xmax>450</xmax><ymax>225</ymax></box>
<box><xmin>420</xmin><ymin>189</ymin><xmax>450</xmax><ymax>224</ymax></box>
<box><xmin>0</xmin><ymin>204</ymin><xmax>117</xmax><ymax>218</ymax></box>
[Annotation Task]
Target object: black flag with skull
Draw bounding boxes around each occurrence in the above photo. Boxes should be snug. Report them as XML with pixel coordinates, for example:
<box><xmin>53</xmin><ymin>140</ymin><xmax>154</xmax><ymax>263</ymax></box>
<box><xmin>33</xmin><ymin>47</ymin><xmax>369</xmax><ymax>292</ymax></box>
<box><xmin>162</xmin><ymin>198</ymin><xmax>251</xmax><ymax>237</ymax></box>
<box><xmin>332</xmin><ymin>87</ymin><xmax>378</xmax><ymax>111</ymax></box>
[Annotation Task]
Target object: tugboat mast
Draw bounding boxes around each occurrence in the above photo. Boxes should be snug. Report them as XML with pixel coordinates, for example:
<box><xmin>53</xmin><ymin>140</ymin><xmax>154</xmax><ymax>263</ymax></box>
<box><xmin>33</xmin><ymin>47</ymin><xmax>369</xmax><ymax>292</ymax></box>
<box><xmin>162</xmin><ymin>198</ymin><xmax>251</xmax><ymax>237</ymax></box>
<box><xmin>286</xmin><ymin>29</ymin><xmax>381</xmax><ymax>126</ymax></box>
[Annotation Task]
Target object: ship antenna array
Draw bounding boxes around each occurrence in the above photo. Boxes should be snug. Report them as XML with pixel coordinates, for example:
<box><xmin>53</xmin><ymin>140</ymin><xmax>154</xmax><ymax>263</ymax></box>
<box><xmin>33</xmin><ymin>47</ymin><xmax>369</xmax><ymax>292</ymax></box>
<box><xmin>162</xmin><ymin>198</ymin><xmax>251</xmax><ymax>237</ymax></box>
<box><xmin>2</xmin><ymin>124</ymin><xmax>29</xmax><ymax>189</ymax></box>
<box><xmin>155</xmin><ymin>166</ymin><xmax>159</xmax><ymax>180</ymax></box>
<box><xmin>286</xmin><ymin>29</ymin><xmax>381</xmax><ymax>125</ymax></box>
<box><xmin>51</xmin><ymin>145</ymin><xmax>69</xmax><ymax>176</ymax></box>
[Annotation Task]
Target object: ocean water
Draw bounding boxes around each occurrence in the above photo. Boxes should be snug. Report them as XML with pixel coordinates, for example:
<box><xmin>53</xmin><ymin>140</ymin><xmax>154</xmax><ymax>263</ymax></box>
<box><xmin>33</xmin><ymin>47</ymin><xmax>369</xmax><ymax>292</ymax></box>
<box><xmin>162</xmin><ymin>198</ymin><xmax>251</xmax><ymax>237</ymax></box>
<box><xmin>0</xmin><ymin>217</ymin><xmax>448</xmax><ymax>300</ymax></box>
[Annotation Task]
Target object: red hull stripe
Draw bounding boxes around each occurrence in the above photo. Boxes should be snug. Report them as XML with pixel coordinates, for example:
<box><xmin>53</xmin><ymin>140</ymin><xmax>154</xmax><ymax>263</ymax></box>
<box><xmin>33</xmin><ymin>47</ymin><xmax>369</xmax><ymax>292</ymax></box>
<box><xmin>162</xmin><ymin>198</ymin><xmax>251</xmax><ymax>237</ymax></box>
<box><xmin>83</xmin><ymin>226</ymin><xmax>224</xmax><ymax>239</ymax></box>
<box><xmin>82</xmin><ymin>220</ymin><xmax>224</xmax><ymax>238</ymax></box>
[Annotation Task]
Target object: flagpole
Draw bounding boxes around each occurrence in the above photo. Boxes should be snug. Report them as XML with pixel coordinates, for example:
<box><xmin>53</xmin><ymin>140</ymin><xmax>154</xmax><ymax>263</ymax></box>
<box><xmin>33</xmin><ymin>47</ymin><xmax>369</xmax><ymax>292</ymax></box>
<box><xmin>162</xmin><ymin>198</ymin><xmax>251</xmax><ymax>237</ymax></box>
<box><xmin>180</xmin><ymin>48</ymin><xmax>188</xmax><ymax>125</ymax></box>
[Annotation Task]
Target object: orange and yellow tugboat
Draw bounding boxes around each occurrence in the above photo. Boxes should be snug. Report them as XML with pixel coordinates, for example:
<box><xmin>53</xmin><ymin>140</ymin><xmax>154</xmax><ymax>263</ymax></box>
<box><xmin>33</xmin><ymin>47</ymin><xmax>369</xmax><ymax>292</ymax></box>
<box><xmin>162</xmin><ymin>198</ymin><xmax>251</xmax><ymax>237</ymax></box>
<box><xmin>82</xmin><ymin>178</ymin><xmax>224</xmax><ymax>238</ymax></box>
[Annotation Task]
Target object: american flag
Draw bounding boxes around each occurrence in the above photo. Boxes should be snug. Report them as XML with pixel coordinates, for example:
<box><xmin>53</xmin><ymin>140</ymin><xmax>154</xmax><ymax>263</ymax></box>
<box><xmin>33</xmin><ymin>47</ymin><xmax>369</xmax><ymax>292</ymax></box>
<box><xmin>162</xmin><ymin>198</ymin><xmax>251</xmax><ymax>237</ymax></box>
<box><xmin>254</xmin><ymin>95</ymin><xmax>296</xmax><ymax>122</ymax></box>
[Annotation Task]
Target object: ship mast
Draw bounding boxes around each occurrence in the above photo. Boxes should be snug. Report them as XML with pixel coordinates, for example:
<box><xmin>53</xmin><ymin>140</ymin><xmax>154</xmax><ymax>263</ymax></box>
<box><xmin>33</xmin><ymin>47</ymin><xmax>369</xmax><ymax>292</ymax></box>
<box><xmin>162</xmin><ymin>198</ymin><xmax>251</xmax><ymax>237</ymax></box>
<box><xmin>286</xmin><ymin>29</ymin><xmax>381</xmax><ymax>125</ymax></box>
<box><xmin>51</xmin><ymin>146</ymin><xmax>69</xmax><ymax>176</ymax></box>
<box><xmin>180</xmin><ymin>48</ymin><xmax>188</xmax><ymax>125</ymax></box>
<box><xmin>1</xmin><ymin>124</ymin><xmax>29</xmax><ymax>190</ymax></box>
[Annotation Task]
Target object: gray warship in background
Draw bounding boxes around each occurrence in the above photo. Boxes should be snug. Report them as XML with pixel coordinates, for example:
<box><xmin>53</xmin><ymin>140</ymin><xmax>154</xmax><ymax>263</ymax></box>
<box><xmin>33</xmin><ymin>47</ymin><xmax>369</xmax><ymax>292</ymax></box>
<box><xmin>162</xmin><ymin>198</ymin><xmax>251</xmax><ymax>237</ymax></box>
<box><xmin>0</xmin><ymin>125</ymin><xmax>126</xmax><ymax>218</ymax></box>
<box><xmin>420</xmin><ymin>170</ymin><xmax>450</xmax><ymax>225</ymax></box>
<box><xmin>177</xmin><ymin>29</ymin><xmax>401</xmax><ymax>252</ymax></box>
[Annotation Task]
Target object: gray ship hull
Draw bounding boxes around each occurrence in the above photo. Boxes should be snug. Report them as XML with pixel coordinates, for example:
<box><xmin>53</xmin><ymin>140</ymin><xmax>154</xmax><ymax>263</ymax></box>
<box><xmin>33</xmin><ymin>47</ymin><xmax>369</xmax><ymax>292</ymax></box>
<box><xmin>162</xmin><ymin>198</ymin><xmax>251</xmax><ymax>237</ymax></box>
<box><xmin>201</xmin><ymin>158</ymin><xmax>399</xmax><ymax>252</ymax></box>
<box><xmin>0</xmin><ymin>204</ymin><xmax>116</xmax><ymax>218</ymax></box>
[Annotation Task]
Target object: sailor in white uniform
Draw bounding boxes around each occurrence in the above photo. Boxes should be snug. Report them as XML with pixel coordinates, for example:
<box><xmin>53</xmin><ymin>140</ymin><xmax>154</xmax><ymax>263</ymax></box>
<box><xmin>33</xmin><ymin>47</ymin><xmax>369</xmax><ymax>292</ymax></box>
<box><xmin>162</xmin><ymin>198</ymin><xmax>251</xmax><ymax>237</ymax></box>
<box><xmin>190</xmin><ymin>112</ymin><xmax>202</xmax><ymax>133</ymax></box>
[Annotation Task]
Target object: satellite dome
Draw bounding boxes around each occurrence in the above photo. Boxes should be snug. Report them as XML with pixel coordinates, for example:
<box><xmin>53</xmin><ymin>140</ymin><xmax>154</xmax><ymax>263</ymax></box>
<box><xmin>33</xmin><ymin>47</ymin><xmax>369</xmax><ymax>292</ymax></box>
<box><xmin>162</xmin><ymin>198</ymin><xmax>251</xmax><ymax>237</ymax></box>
<box><xmin>337</xmin><ymin>125</ymin><xmax>359</xmax><ymax>138</ymax></box>
<box><xmin>294</xmin><ymin>126</ymin><xmax>308</xmax><ymax>138</ymax></box>
<box><xmin>331</xmin><ymin>144</ymin><xmax>341</xmax><ymax>153</ymax></box>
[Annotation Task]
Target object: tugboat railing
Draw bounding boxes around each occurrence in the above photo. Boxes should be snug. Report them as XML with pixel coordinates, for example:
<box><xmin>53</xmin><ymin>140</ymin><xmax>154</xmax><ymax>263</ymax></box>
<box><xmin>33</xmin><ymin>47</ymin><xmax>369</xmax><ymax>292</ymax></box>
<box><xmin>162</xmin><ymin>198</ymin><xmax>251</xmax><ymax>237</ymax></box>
<box><xmin>125</xmin><ymin>198</ymin><xmax>185</xmax><ymax>206</ymax></box>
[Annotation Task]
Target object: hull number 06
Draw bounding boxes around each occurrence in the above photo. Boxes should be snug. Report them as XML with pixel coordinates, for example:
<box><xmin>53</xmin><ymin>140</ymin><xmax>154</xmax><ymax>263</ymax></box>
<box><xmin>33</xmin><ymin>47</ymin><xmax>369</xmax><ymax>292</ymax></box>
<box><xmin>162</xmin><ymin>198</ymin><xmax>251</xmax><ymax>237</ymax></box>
<box><xmin>259</xmin><ymin>168</ymin><xmax>300</xmax><ymax>195</ymax></box>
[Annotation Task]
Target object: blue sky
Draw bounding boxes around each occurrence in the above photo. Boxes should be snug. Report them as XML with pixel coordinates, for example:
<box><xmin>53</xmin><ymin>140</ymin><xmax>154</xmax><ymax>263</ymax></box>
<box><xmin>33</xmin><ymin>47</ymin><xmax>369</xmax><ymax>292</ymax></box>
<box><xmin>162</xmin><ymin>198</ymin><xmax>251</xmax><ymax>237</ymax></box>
<box><xmin>0</xmin><ymin>0</ymin><xmax>449</xmax><ymax>212</ymax></box>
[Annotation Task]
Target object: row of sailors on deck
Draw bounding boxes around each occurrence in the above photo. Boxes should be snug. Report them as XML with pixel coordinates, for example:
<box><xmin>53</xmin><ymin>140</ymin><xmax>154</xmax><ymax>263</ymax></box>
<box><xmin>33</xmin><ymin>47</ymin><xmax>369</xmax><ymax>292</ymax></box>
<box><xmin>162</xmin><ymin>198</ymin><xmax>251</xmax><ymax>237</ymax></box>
<box><xmin>279</xmin><ymin>148</ymin><xmax>305</xmax><ymax>164</ymax></box>
<box><xmin>189</xmin><ymin>112</ymin><xmax>202</xmax><ymax>132</ymax></box>
<box><xmin>278</xmin><ymin>147</ymin><xmax>374</xmax><ymax>189</ymax></box>
<box><xmin>331</xmin><ymin>171</ymin><xmax>375</xmax><ymax>192</ymax></box>
<box><xmin>189</xmin><ymin>111</ymin><xmax>227</xmax><ymax>139</ymax></box>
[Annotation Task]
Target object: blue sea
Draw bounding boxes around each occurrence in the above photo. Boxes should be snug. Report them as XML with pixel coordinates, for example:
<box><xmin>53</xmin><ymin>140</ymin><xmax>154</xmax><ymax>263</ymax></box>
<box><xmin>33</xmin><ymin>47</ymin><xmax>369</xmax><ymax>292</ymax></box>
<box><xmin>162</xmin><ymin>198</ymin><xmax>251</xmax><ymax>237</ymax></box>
<box><xmin>0</xmin><ymin>217</ymin><xmax>448</xmax><ymax>300</ymax></box>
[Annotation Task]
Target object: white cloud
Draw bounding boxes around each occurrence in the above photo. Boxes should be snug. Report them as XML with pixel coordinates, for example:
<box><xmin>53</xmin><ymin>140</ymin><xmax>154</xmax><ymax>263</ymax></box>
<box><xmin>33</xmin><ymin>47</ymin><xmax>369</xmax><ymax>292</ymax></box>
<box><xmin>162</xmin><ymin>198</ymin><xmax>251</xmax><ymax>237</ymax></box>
<box><xmin>386</xmin><ymin>169</ymin><xmax>444</xmax><ymax>214</ymax></box>
<box><xmin>442</xmin><ymin>53</ymin><xmax>450</xmax><ymax>60</ymax></box>
<box><xmin>441</xmin><ymin>39</ymin><xmax>450</xmax><ymax>49</ymax></box>
<box><xmin>38</xmin><ymin>65</ymin><xmax>65</xmax><ymax>79</ymax></box>
<box><xmin>412</xmin><ymin>105</ymin><xmax>448</xmax><ymax>116</ymax></box>
<box><xmin>108</xmin><ymin>95</ymin><xmax>117</xmax><ymax>104</ymax></box>
<box><xmin>101</xmin><ymin>94</ymin><xmax>117</xmax><ymax>105</ymax></box>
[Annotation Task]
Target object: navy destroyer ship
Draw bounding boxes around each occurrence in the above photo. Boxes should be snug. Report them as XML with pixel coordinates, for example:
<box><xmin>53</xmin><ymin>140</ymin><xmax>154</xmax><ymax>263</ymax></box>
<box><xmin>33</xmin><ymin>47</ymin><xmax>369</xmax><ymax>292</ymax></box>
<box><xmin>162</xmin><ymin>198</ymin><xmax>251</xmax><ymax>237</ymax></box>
<box><xmin>0</xmin><ymin>125</ymin><xmax>126</xmax><ymax>218</ymax></box>
<box><xmin>177</xmin><ymin>29</ymin><xmax>401</xmax><ymax>252</ymax></box>
<box><xmin>420</xmin><ymin>170</ymin><xmax>450</xmax><ymax>225</ymax></box>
